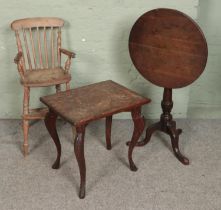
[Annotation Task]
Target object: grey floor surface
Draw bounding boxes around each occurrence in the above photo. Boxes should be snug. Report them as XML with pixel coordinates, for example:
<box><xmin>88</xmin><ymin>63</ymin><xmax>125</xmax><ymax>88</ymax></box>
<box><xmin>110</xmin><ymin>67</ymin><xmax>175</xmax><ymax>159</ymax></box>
<box><xmin>0</xmin><ymin>119</ymin><xmax>221</xmax><ymax>210</ymax></box>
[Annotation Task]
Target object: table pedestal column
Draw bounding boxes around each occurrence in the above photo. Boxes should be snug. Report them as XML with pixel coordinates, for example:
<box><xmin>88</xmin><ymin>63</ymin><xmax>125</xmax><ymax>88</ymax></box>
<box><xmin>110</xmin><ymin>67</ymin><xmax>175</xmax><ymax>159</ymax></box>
<box><xmin>136</xmin><ymin>88</ymin><xmax>189</xmax><ymax>165</ymax></box>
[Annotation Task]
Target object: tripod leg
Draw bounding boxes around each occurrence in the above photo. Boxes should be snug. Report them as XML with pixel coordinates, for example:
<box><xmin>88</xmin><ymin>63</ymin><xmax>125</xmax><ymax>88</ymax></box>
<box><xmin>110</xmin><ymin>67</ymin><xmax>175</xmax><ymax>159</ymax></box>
<box><xmin>136</xmin><ymin>122</ymin><xmax>161</xmax><ymax>146</ymax></box>
<box><xmin>168</xmin><ymin>126</ymin><xmax>189</xmax><ymax>165</ymax></box>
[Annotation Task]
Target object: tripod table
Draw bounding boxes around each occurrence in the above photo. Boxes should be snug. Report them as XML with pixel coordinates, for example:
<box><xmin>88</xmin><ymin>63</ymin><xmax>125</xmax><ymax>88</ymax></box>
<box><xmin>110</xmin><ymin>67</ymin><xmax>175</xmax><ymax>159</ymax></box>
<box><xmin>128</xmin><ymin>8</ymin><xmax>208</xmax><ymax>164</ymax></box>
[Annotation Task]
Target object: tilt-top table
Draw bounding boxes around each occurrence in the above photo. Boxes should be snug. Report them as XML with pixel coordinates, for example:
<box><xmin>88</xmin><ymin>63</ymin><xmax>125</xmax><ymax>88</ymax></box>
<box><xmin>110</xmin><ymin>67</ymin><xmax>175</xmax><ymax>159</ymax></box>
<box><xmin>40</xmin><ymin>80</ymin><xmax>150</xmax><ymax>198</ymax></box>
<box><xmin>128</xmin><ymin>8</ymin><xmax>208</xmax><ymax>164</ymax></box>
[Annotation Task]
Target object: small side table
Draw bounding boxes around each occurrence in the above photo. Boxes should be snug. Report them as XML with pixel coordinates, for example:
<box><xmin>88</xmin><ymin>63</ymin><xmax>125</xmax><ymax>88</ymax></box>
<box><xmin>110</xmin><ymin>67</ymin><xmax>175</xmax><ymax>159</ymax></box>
<box><xmin>128</xmin><ymin>8</ymin><xmax>208</xmax><ymax>165</ymax></box>
<box><xmin>40</xmin><ymin>80</ymin><xmax>150</xmax><ymax>198</ymax></box>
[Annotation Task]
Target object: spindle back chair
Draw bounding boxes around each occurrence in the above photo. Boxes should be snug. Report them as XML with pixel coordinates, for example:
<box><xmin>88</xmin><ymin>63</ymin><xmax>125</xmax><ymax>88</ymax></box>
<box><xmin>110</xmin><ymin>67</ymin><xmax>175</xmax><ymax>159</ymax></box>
<box><xmin>11</xmin><ymin>17</ymin><xmax>75</xmax><ymax>156</ymax></box>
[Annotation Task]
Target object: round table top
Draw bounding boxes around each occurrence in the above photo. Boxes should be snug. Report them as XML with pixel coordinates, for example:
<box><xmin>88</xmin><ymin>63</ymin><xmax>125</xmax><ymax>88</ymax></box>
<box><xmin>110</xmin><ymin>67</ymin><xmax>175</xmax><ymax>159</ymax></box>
<box><xmin>129</xmin><ymin>8</ymin><xmax>208</xmax><ymax>89</ymax></box>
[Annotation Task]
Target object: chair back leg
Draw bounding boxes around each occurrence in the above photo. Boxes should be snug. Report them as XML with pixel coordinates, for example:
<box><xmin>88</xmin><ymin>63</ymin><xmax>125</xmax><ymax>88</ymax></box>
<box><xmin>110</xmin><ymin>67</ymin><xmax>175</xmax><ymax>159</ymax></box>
<box><xmin>23</xmin><ymin>120</ymin><xmax>29</xmax><ymax>156</ymax></box>
<box><xmin>23</xmin><ymin>87</ymin><xmax>30</xmax><ymax>156</ymax></box>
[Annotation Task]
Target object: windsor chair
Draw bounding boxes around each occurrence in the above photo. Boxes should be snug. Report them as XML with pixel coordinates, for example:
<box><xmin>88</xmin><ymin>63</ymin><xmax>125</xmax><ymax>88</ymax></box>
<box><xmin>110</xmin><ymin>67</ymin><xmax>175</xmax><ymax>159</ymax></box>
<box><xmin>11</xmin><ymin>17</ymin><xmax>75</xmax><ymax>156</ymax></box>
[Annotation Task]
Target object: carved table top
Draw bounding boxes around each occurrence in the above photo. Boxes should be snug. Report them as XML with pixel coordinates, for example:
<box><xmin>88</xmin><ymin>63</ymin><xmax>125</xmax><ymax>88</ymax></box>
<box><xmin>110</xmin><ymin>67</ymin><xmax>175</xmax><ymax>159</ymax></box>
<box><xmin>40</xmin><ymin>80</ymin><xmax>150</xmax><ymax>126</ymax></box>
<box><xmin>129</xmin><ymin>8</ymin><xmax>208</xmax><ymax>89</ymax></box>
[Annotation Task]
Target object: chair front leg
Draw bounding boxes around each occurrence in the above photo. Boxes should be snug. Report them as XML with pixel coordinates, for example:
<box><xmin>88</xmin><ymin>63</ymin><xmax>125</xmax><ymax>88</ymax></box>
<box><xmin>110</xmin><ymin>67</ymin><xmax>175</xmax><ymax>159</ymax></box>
<box><xmin>66</xmin><ymin>82</ymin><xmax>70</xmax><ymax>91</ymax></box>
<box><xmin>22</xmin><ymin>86</ymin><xmax>30</xmax><ymax>156</ymax></box>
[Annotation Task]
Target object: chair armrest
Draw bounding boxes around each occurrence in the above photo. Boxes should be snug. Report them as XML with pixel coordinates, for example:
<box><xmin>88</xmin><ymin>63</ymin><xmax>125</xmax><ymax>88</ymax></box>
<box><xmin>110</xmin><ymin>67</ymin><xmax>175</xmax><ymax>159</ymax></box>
<box><xmin>60</xmin><ymin>48</ymin><xmax>76</xmax><ymax>58</ymax></box>
<box><xmin>14</xmin><ymin>52</ymin><xmax>23</xmax><ymax>64</ymax></box>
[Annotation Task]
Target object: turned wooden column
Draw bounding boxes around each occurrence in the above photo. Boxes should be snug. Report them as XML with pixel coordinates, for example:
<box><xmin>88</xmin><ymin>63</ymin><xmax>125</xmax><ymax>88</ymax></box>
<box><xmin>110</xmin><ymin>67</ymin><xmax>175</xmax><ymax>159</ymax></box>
<box><xmin>160</xmin><ymin>88</ymin><xmax>173</xmax><ymax>130</ymax></box>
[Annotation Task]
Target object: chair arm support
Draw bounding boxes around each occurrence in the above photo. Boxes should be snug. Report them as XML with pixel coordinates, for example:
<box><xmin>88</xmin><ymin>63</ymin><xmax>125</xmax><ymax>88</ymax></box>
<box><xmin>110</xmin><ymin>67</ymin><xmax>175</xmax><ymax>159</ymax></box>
<box><xmin>14</xmin><ymin>52</ymin><xmax>25</xmax><ymax>80</ymax></box>
<box><xmin>60</xmin><ymin>48</ymin><xmax>75</xmax><ymax>73</ymax></box>
<box><xmin>60</xmin><ymin>48</ymin><xmax>76</xmax><ymax>58</ymax></box>
<box><xmin>14</xmin><ymin>52</ymin><xmax>23</xmax><ymax>64</ymax></box>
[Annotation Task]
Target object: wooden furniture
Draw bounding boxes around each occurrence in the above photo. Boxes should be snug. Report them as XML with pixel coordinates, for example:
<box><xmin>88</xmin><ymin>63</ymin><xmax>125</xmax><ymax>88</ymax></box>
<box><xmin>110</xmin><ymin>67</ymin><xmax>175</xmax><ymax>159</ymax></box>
<box><xmin>11</xmin><ymin>17</ymin><xmax>75</xmax><ymax>156</ymax></box>
<box><xmin>40</xmin><ymin>80</ymin><xmax>151</xmax><ymax>198</ymax></box>
<box><xmin>128</xmin><ymin>8</ymin><xmax>208</xmax><ymax>164</ymax></box>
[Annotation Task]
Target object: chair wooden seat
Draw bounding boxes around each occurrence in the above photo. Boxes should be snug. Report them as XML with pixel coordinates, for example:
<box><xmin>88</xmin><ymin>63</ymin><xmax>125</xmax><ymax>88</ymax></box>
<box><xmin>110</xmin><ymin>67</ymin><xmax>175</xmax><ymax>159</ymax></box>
<box><xmin>21</xmin><ymin>68</ymin><xmax>71</xmax><ymax>87</ymax></box>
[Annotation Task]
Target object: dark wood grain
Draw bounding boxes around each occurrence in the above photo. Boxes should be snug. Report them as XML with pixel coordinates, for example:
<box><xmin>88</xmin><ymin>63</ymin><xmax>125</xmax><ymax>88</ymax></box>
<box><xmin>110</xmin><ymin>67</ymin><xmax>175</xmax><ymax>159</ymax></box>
<box><xmin>41</xmin><ymin>80</ymin><xmax>151</xmax><ymax>198</ymax></box>
<box><xmin>128</xmin><ymin>107</ymin><xmax>145</xmax><ymax>171</ymax></box>
<box><xmin>40</xmin><ymin>80</ymin><xmax>151</xmax><ymax>126</ymax></box>
<box><xmin>74</xmin><ymin>126</ymin><xmax>86</xmax><ymax>199</ymax></box>
<box><xmin>136</xmin><ymin>89</ymin><xmax>189</xmax><ymax>165</ymax></box>
<box><xmin>105</xmin><ymin>115</ymin><xmax>112</xmax><ymax>150</ymax></box>
<box><xmin>129</xmin><ymin>8</ymin><xmax>208</xmax><ymax>89</ymax></box>
<box><xmin>44</xmin><ymin>110</ymin><xmax>61</xmax><ymax>169</ymax></box>
<box><xmin>128</xmin><ymin>8</ymin><xmax>208</xmax><ymax>165</ymax></box>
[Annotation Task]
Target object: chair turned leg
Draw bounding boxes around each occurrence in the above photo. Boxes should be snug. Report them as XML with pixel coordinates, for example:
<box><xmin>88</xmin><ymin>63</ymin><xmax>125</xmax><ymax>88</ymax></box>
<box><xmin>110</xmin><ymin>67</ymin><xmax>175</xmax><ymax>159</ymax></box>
<box><xmin>66</xmin><ymin>82</ymin><xmax>70</xmax><ymax>91</ymax></box>
<box><xmin>22</xmin><ymin>86</ymin><xmax>30</xmax><ymax>156</ymax></box>
<box><xmin>23</xmin><ymin>119</ymin><xmax>29</xmax><ymax>156</ymax></box>
<box><xmin>74</xmin><ymin>126</ymin><xmax>86</xmax><ymax>199</ymax></box>
<box><xmin>105</xmin><ymin>115</ymin><xmax>112</xmax><ymax>150</ymax></box>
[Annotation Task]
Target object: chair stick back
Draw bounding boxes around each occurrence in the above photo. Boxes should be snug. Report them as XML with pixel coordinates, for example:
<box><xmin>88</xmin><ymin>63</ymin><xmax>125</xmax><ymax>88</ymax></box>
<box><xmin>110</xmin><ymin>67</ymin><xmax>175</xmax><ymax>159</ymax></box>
<box><xmin>11</xmin><ymin>17</ymin><xmax>64</xmax><ymax>70</ymax></box>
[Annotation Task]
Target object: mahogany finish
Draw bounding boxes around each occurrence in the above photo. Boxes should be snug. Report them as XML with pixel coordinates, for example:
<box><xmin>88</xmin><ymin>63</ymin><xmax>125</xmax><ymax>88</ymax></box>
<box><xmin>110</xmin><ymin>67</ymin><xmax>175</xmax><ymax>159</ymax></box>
<box><xmin>105</xmin><ymin>116</ymin><xmax>112</xmax><ymax>150</ymax></box>
<box><xmin>11</xmin><ymin>17</ymin><xmax>75</xmax><ymax>156</ymax></box>
<box><xmin>44</xmin><ymin>111</ymin><xmax>61</xmax><ymax>169</ymax></box>
<box><xmin>128</xmin><ymin>8</ymin><xmax>208</xmax><ymax>164</ymax></box>
<box><xmin>41</xmin><ymin>80</ymin><xmax>150</xmax><ymax>126</ymax></box>
<box><xmin>129</xmin><ymin>8</ymin><xmax>208</xmax><ymax>89</ymax></box>
<box><xmin>41</xmin><ymin>80</ymin><xmax>150</xmax><ymax>198</ymax></box>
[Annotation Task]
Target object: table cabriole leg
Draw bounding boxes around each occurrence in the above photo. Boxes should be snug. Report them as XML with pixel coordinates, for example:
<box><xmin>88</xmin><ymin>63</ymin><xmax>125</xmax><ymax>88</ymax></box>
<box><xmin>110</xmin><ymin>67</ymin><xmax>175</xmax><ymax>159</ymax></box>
<box><xmin>128</xmin><ymin>107</ymin><xmax>145</xmax><ymax>171</ymax></box>
<box><xmin>105</xmin><ymin>115</ymin><xmax>112</xmax><ymax>150</ymax></box>
<box><xmin>74</xmin><ymin>126</ymin><xmax>86</xmax><ymax>199</ymax></box>
<box><xmin>44</xmin><ymin>111</ymin><xmax>61</xmax><ymax>169</ymax></box>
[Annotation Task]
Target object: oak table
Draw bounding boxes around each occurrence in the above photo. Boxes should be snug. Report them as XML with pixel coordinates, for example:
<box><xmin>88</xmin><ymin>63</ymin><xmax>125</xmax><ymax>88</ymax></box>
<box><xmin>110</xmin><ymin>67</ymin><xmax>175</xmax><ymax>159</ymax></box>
<box><xmin>40</xmin><ymin>80</ymin><xmax>150</xmax><ymax>199</ymax></box>
<box><xmin>128</xmin><ymin>8</ymin><xmax>208</xmax><ymax>164</ymax></box>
